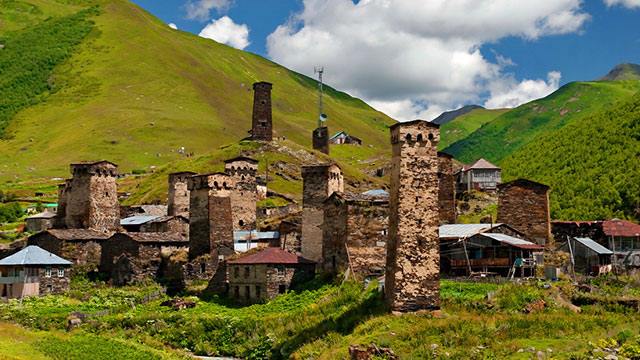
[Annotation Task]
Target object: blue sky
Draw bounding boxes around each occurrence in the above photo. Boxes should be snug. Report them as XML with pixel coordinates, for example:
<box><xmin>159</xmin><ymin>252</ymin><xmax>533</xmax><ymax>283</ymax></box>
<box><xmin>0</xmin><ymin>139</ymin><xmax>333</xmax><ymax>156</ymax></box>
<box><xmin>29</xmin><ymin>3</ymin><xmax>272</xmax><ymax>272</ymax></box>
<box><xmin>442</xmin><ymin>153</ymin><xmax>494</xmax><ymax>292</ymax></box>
<box><xmin>131</xmin><ymin>0</ymin><xmax>640</xmax><ymax>120</ymax></box>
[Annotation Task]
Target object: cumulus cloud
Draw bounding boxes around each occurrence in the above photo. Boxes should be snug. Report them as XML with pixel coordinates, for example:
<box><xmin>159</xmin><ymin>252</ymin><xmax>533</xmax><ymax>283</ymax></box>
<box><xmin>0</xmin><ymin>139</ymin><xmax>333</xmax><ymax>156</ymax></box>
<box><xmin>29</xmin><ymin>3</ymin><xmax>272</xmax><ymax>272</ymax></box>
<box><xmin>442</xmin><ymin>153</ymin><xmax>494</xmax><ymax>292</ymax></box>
<box><xmin>485</xmin><ymin>71</ymin><xmax>561</xmax><ymax>109</ymax></box>
<box><xmin>199</xmin><ymin>16</ymin><xmax>250</xmax><ymax>50</ymax></box>
<box><xmin>168</xmin><ymin>23</ymin><xmax>178</xmax><ymax>30</ymax></box>
<box><xmin>267</xmin><ymin>0</ymin><xmax>588</xmax><ymax>121</ymax></box>
<box><xmin>604</xmin><ymin>0</ymin><xmax>640</xmax><ymax>8</ymax></box>
<box><xmin>185</xmin><ymin>0</ymin><xmax>232</xmax><ymax>21</ymax></box>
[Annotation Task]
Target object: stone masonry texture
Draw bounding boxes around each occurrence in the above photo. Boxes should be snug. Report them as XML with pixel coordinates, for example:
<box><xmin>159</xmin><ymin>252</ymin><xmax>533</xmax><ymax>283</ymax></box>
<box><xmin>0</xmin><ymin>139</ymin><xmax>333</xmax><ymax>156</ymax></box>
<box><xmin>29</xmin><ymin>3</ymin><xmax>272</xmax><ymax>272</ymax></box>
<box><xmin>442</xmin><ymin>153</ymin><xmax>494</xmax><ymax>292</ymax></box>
<box><xmin>224</xmin><ymin>157</ymin><xmax>259</xmax><ymax>231</ymax></box>
<box><xmin>251</xmin><ymin>82</ymin><xmax>273</xmax><ymax>141</ymax></box>
<box><xmin>312</xmin><ymin>126</ymin><xmax>330</xmax><ymax>154</ymax></box>
<box><xmin>63</xmin><ymin>161</ymin><xmax>119</xmax><ymax>232</ymax></box>
<box><xmin>497</xmin><ymin>179</ymin><xmax>551</xmax><ymax>246</ymax></box>
<box><xmin>168</xmin><ymin>172</ymin><xmax>195</xmax><ymax>218</ymax></box>
<box><xmin>437</xmin><ymin>152</ymin><xmax>456</xmax><ymax>224</ymax></box>
<box><xmin>385</xmin><ymin>120</ymin><xmax>441</xmax><ymax>312</ymax></box>
<box><xmin>301</xmin><ymin>164</ymin><xmax>344</xmax><ymax>263</ymax></box>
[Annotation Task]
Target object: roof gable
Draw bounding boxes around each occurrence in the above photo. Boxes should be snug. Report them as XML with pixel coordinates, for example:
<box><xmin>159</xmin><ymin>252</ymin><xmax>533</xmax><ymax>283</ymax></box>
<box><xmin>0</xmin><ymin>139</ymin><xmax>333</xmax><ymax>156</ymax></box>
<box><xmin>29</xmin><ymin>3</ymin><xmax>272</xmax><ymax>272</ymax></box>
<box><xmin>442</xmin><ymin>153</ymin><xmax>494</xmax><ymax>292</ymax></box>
<box><xmin>0</xmin><ymin>246</ymin><xmax>72</xmax><ymax>266</ymax></box>
<box><xmin>228</xmin><ymin>247</ymin><xmax>314</xmax><ymax>265</ymax></box>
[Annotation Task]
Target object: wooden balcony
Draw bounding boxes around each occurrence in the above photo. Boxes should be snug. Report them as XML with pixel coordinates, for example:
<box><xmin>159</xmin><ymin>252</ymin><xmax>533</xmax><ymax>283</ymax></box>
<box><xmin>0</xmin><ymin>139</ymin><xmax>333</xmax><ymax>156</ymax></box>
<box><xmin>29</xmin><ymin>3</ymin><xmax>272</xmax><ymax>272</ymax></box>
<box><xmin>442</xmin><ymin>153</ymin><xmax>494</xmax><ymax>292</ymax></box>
<box><xmin>451</xmin><ymin>258</ymin><xmax>510</xmax><ymax>268</ymax></box>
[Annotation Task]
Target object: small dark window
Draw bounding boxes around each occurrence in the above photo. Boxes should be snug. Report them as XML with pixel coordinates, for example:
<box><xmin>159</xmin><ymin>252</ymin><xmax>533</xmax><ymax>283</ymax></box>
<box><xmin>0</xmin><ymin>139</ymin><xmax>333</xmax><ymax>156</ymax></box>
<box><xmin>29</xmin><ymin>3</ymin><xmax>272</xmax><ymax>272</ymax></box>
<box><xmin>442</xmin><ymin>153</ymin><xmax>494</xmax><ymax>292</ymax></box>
<box><xmin>416</xmin><ymin>134</ymin><xmax>423</xmax><ymax>142</ymax></box>
<box><xmin>46</xmin><ymin>285</ymin><xmax>53</xmax><ymax>293</ymax></box>
<box><xmin>428</xmin><ymin>133</ymin><xmax>434</xmax><ymax>140</ymax></box>
<box><xmin>244</xmin><ymin>266</ymin><xmax>250</xmax><ymax>278</ymax></box>
<box><xmin>405</xmin><ymin>133</ymin><xmax>412</xmax><ymax>142</ymax></box>
<box><xmin>256</xmin><ymin>285</ymin><xmax>261</xmax><ymax>299</ymax></box>
<box><xmin>261</xmin><ymin>100</ymin><xmax>267</xmax><ymax>105</ymax></box>
<box><xmin>245</xmin><ymin>286</ymin><xmax>251</xmax><ymax>299</ymax></box>
<box><xmin>278</xmin><ymin>285</ymin><xmax>286</xmax><ymax>294</ymax></box>
<box><xmin>200</xmin><ymin>262</ymin><xmax>206</xmax><ymax>274</ymax></box>
<box><xmin>234</xmin><ymin>266</ymin><xmax>239</xmax><ymax>278</ymax></box>
<box><xmin>105</xmin><ymin>192</ymin><xmax>109</xmax><ymax>197</ymax></box>
<box><xmin>234</xmin><ymin>286</ymin><xmax>239</xmax><ymax>298</ymax></box>
<box><xmin>239</xmin><ymin>220</ymin><xmax>245</xmax><ymax>227</ymax></box>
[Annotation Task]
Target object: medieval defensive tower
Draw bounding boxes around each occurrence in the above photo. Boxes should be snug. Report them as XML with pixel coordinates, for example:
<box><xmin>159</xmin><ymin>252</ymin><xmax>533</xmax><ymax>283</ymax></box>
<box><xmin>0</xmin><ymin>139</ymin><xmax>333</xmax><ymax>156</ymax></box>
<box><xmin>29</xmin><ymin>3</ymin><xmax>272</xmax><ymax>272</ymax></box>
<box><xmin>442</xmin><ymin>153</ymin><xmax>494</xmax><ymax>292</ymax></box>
<box><xmin>250</xmin><ymin>82</ymin><xmax>273</xmax><ymax>141</ymax></box>
<box><xmin>437</xmin><ymin>152</ymin><xmax>456</xmax><ymax>224</ymax></box>
<box><xmin>61</xmin><ymin>161</ymin><xmax>119</xmax><ymax>232</ymax></box>
<box><xmin>385</xmin><ymin>120</ymin><xmax>441</xmax><ymax>312</ymax></box>
<box><xmin>301</xmin><ymin>164</ymin><xmax>343</xmax><ymax>263</ymax></box>
<box><xmin>168</xmin><ymin>171</ymin><xmax>196</xmax><ymax>218</ymax></box>
<box><xmin>312</xmin><ymin>127</ymin><xmax>330</xmax><ymax>154</ymax></box>
<box><xmin>498</xmin><ymin>179</ymin><xmax>551</xmax><ymax>246</ymax></box>
<box><xmin>224</xmin><ymin>156</ymin><xmax>259</xmax><ymax>231</ymax></box>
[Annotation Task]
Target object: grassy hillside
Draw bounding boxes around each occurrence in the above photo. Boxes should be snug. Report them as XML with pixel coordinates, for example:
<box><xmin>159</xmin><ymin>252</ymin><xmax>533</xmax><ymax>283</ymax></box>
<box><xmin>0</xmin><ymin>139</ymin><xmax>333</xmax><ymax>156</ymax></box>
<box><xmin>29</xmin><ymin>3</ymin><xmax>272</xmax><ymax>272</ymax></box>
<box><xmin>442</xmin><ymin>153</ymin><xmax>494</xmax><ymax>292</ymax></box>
<box><xmin>438</xmin><ymin>107</ymin><xmax>507</xmax><ymax>150</ymax></box>
<box><xmin>444</xmin><ymin>80</ymin><xmax>640</xmax><ymax>164</ymax></box>
<box><xmin>601</xmin><ymin>63</ymin><xmax>640</xmax><ymax>81</ymax></box>
<box><xmin>0</xmin><ymin>0</ymin><xmax>394</xmax><ymax>185</ymax></box>
<box><xmin>502</xmin><ymin>92</ymin><xmax>640</xmax><ymax>221</ymax></box>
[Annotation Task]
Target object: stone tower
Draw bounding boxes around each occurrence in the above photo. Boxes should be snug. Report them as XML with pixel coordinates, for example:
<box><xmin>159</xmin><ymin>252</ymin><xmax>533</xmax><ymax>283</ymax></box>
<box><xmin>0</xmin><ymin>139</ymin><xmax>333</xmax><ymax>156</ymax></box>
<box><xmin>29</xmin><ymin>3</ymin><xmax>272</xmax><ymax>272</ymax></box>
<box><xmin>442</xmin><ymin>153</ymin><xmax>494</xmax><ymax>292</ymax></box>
<box><xmin>62</xmin><ymin>161</ymin><xmax>119</xmax><ymax>232</ymax></box>
<box><xmin>498</xmin><ymin>179</ymin><xmax>551</xmax><ymax>246</ymax></box>
<box><xmin>312</xmin><ymin>126</ymin><xmax>329</xmax><ymax>154</ymax></box>
<box><xmin>187</xmin><ymin>173</ymin><xmax>236</xmax><ymax>259</ymax></box>
<box><xmin>168</xmin><ymin>172</ymin><xmax>196</xmax><ymax>218</ymax></box>
<box><xmin>224</xmin><ymin>156</ymin><xmax>259</xmax><ymax>231</ymax></box>
<box><xmin>437</xmin><ymin>152</ymin><xmax>456</xmax><ymax>224</ymax></box>
<box><xmin>385</xmin><ymin>120</ymin><xmax>441</xmax><ymax>312</ymax></box>
<box><xmin>301</xmin><ymin>164</ymin><xmax>343</xmax><ymax>263</ymax></box>
<box><xmin>251</xmin><ymin>82</ymin><xmax>273</xmax><ymax>141</ymax></box>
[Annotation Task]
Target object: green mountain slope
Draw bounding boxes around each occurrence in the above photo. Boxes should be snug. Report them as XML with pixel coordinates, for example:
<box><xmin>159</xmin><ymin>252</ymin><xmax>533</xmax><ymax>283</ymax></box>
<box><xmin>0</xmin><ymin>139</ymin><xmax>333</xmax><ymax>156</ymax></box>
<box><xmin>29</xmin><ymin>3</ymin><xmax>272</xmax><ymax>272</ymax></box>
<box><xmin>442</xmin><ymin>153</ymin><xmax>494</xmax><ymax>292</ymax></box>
<box><xmin>600</xmin><ymin>63</ymin><xmax>640</xmax><ymax>81</ymax></box>
<box><xmin>437</xmin><ymin>107</ymin><xmax>507</xmax><ymax>150</ymax></box>
<box><xmin>443</xmin><ymin>80</ymin><xmax>640</xmax><ymax>164</ymax></box>
<box><xmin>0</xmin><ymin>0</ymin><xmax>394</xmax><ymax>183</ymax></box>
<box><xmin>501</xmin><ymin>92</ymin><xmax>640</xmax><ymax>221</ymax></box>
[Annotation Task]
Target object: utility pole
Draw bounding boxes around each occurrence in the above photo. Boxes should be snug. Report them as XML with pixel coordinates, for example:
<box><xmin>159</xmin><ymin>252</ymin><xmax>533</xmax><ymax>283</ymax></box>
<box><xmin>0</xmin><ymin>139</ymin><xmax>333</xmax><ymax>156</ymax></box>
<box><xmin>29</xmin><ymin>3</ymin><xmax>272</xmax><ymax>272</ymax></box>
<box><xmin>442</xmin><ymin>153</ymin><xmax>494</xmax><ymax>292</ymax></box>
<box><xmin>314</xmin><ymin>66</ymin><xmax>326</xmax><ymax>129</ymax></box>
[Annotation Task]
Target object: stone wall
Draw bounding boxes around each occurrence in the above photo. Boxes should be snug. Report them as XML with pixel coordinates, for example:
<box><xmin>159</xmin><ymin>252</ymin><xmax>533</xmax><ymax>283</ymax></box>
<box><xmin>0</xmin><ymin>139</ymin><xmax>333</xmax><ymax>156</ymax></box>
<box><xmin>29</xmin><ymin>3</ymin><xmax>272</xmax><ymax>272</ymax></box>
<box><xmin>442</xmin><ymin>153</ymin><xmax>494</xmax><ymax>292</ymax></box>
<box><xmin>168</xmin><ymin>172</ymin><xmax>195</xmax><ymax>218</ymax></box>
<box><xmin>28</xmin><ymin>232</ymin><xmax>104</xmax><ymax>272</ymax></box>
<box><xmin>140</xmin><ymin>216</ymin><xmax>188</xmax><ymax>235</ymax></box>
<box><xmin>225</xmin><ymin>158</ymin><xmax>259</xmax><ymax>231</ymax></box>
<box><xmin>385</xmin><ymin>120</ymin><xmax>441</xmax><ymax>312</ymax></box>
<box><xmin>322</xmin><ymin>193</ymin><xmax>388</xmax><ymax>278</ymax></box>
<box><xmin>278</xmin><ymin>221</ymin><xmax>301</xmax><ymax>253</ymax></box>
<box><xmin>227</xmin><ymin>263</ymin><xmax>314</xmax><ymax>303</ymax></box>
<box><xmin>497</xmin><ymin>179</ymin><xmax>551</xmax><ymax>246</ymax></box>
<box><xmin>38</xmin><ymin>267</ymin><xmax>70</xmax><ymax>295</ymax></box>
<box><xmin>63</xmin><ymin>162</ymin><xmax>119</xmax><ymax>232</ymax></box>
<box><xmin>251</xmin><ymin>82</ymin><xmax>273</xmax><ymax>141</ymax></box>
<box><xmin>312</xmin><ymin>126</ymin><xmax>330</xmax><ymax>154</ymax></box>
<box><xmin>437</xmin><ymin>152</ymin><xmax>456</xmax><ymax>224</ymax></box>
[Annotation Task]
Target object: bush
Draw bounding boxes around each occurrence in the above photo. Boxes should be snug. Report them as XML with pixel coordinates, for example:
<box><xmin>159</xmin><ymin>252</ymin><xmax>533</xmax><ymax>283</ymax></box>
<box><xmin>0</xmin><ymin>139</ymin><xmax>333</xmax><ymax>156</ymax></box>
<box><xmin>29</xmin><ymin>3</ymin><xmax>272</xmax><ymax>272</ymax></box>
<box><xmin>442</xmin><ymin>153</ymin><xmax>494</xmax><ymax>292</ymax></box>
<box><xmin>0</xmin><ymin>202</ymin><xmax>23</xmax><ymax>223</ymax></box>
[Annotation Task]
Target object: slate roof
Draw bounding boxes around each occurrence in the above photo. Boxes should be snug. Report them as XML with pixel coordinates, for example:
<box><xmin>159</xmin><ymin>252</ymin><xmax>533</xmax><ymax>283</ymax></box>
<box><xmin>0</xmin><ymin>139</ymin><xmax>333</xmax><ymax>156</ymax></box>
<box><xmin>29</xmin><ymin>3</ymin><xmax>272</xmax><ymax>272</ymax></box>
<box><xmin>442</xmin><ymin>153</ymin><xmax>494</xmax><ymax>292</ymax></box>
<box><xmin>361</xmin><ymin>189</ymin><xmax>389</xmax><ymax>198</ymax></box>
<box><xmin>116</xmin><ymin>232</ymin><xmax>187</xmax><ymax>243</ymax></box>
<box><xmin>481</xmin><ymin>233</ymin><xmax>543</xmax><ymax>250</ymax></box>
<box><xmin>120</xmin><ymin>215</ymin><xmax>160</xmax><ymax>226</ymax></box>
<box><xmin>0</xmin><ymin>246</ymin><xmax>72</xmax><ymax>266</ymax></box>
<box><xmin>439</xmin><ymin>223</ymin><xmax>505</xmax><ymax>239</ymax></box>
<box><xmin>603</xmin><ymin>220</ymin><xmax>640</xmax><ymax>237</ymax></box>
<box><xmin>234</xmin><ymin>230</ymin><xmax>280</xmax><ymax>241</ymax></box>
<box><xmin>574</xmin><ymin>237</ymin><xmax>613</xmax><ymax>255</ymax></box>
<box><xmin>27</xmin><ymin>212</ymin><xmax>57</xmax><ymax>220</ymax></box>
<box><xmin>43</xmin><ymin>229</ymin><xmax>112</xmax><ymax>241</ymax></box>
<box><xmin>228</xmin><ymin>247</ymin><xmax>314</xmax><ymax>265</ymax></box>
<box><xmin>224</xmin><ymin>156</ymin><xmax>259</xmax><ymax>164</ymax></box>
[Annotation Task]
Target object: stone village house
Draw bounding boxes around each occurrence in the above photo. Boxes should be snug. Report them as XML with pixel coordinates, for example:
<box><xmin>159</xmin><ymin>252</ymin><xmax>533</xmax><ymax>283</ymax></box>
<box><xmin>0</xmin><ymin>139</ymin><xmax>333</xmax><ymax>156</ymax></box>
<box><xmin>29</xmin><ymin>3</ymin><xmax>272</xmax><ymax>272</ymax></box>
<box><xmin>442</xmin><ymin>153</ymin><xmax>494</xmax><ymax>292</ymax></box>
<box><xmin>0</xmin><ymin>246</ymin><xmax>72</xmax><ymax>299</ymax></box>
<box><xmin>227</xmin><ymin>247</ymin><xmax>315</xmax><ymax>304</ymax></box>
<box><xmin>456</xmin><ymin>158</ymin><xmax>501</xmax><ymax>192</ymax></box>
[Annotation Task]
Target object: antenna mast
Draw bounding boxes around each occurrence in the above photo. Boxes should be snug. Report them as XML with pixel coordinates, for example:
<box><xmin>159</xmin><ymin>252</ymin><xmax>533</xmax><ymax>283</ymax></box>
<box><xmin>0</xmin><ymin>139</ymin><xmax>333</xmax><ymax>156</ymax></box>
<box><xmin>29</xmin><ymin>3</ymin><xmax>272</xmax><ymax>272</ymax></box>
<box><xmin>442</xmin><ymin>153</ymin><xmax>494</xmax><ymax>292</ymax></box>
<box><xmin>314</xmin><ymin>66</ymin><xmax>325</xmax><ymax>128</ymax></box>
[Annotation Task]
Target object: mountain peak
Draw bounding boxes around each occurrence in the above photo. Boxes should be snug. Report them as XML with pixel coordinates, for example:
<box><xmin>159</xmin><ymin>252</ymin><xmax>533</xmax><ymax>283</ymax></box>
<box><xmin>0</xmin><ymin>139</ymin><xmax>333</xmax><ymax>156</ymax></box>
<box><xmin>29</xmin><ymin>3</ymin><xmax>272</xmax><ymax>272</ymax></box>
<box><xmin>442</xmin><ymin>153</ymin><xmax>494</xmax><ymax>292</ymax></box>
<box><xmin>600</xmin><ymin>63</ymin><xmax>640</xmax><ymax>81</ymax></box>
<box><xmin>432</xmin><ymin>104</ymin><xmax>484</xmax><ymax>125</ymax></box>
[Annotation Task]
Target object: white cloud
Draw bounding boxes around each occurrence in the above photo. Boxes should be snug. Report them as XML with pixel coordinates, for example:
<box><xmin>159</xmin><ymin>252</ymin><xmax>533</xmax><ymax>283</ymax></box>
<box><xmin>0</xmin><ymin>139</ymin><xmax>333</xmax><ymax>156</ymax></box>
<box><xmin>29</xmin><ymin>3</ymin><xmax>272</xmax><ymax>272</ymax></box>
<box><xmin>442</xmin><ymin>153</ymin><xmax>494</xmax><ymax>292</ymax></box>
<box><xmin>485</xmin><ymin>71</ymin><xmax>561</xmax><ymax>109</ymax></box>
<box><xmin>604</xmin><ymin>0</ymin><xmax>640</xmax><ymax>8</ymax></box>
<box><xmin>199</xmin><ymin>16</ymin><xmax>250</xmax><ymax>50</ymax></box>
<box><xmin>168</xmin><ymin>23</ymin><xmax>178</xmax><ymax>30</ymax></box>
<box><xmin>267</xmin><ymin>0</ymin><xmax>589</xmax><ymax>121</ymax></box>
<box><xmin>185</xmin><ymin>0</ymin><xmax>232</xmax><ymax>21</ymax></box>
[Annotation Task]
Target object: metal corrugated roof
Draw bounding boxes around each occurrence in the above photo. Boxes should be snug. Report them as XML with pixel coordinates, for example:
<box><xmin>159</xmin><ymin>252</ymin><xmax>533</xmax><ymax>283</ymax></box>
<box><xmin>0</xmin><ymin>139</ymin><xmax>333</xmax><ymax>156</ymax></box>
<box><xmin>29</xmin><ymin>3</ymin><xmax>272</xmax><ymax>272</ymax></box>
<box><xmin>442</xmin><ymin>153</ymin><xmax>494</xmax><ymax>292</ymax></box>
<box><xmin>361</xmin><ymin>189</ymin><xmax>389</xmax><ymax>197</ymax></box>
<box><xmin>439</xmin><ymin>224</ymin><xmax>503</xmax><ymax>239</ymax></box>
<box><xmin>575</xmin><ymin>237</ymin><xmax>613</xmax><ymax>255</ymax></box>
<box><xmin>481</xmin><ymin>233</ymin><xmax>543</xmax><ymax>250</ymax></box>
<box><xmin>27</xmin><ymin>212</ymin><xmax>57</xmax><ymax>219</ymax></box>
<box><xmin>120</xmin><ymin>215</ymin><xmax>160</xmax><ymax>226</ymax></box>
<box><xmin>233</xmin><ymin>231</ymin><xmax>279</xmax><ymax>241</ymax></box>
<box><xmin>0</xmin><ymin>246</ymin><xmax>72</xmax><ymax>266</ymax></box>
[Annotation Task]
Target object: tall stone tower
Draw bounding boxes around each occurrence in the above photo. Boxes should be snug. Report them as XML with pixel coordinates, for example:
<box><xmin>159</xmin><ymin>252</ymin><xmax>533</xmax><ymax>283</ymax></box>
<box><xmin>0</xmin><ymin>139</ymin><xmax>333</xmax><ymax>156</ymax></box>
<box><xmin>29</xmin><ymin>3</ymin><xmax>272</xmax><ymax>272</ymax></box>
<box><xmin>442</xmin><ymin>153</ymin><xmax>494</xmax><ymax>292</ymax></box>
<box><xmin>224</xmin><ymin>156</ymin><xmax>259</xmax><ymax>231</ymax></box>
<box><xmin>168</xmin><ymin>171</ymin><xmax>196</xmax><ymax>218</ymax></box>
<box><xmin>385</xmin><ymin>120</ymin><xmax>441</xmax><ymax>312</ymax></box>
<box><xmin>301</xmin><ymin>164</ymin><xmax>343</xmax><ymax>263</ymax></box>
<box><xmin>187</xmin><ymin>173</ymin><xmax>236</xmax><ymax>260</ymax></box>
<box><xmin>63</xmin><ymin>161</ymin><xmax>119</xmax><ymax>232</ymax></box>
<box><xmin>437</xmin><ymin>152</ymin><xmax>456</xmax><ymax>224</ymax></box>
<box><xmin>498</xmin><ymin>179</ymin><xmax>551</xmax><ymax>246</ymax></box>
<box><xmin>250</xmin><ymin>82</ymin><xmax>273</xmax><ymax>141</ymax></box>
<box><xmin>312</xmin><ymin>126</ymin><xmax>329</xmax><ymax>154</ymax></box>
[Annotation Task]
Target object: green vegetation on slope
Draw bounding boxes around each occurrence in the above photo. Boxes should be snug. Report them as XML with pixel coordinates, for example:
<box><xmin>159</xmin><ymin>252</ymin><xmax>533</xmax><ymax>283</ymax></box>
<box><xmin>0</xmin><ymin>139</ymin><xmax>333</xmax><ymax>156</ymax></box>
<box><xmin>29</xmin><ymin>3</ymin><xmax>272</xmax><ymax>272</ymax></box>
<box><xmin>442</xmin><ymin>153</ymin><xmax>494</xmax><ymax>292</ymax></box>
<box><xmin>0</xmin><ymin>7</ymin><xmax>95</xmax><ymax>135</ymax></box>
<box><xmin>600</xmin><ymin>63</ymin><xmax>640</xmax><ymax>81</ymax></box>
<box><xmin>0</xmin><ymin>0</ymin><xmax>394</xmax><ymax>183</ymax></box>
<box><xmin>502</xmin><ymin>92</ymin><xmax>640</xmax><ymax>221</ymax></box>
<box><xmin>444</xmin><ymin>80</ymin><xmax>640</xmax><ymax>164</ymax></box>
<box><xmin>438</xmin><ymin>107</ymin><xmax>507</xmax><ymax>150</ymax></box>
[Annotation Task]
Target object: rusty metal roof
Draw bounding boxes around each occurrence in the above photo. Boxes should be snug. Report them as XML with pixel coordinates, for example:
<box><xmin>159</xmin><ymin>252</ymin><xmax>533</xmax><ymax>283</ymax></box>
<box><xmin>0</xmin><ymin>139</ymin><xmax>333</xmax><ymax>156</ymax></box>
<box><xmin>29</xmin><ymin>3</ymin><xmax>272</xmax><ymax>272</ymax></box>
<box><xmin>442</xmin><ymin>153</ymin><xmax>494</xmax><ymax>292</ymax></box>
<box><xmin>603</xmin><ymin>220</ymin><xmax>640</xmax><ymax>237</ymax></box>
<box><xmin>227</xmin><ymin>247</ymin><xmax>314</xmax><ymax>265</ymax></box>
